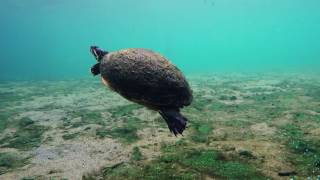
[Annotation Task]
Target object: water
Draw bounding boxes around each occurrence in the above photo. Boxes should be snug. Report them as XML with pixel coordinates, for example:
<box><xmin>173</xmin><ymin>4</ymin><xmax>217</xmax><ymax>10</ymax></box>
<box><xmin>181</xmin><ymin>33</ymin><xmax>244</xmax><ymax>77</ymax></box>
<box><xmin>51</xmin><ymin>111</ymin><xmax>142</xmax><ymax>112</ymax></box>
<box><xmin>0</xmin><ymin>0</ymin><xmax>320</xmax><ymax>179</ymax></box>
<box><xmin>1</xmin><ymin>0</ymin><xmax>319</xmax><ymax>80</ymax></box>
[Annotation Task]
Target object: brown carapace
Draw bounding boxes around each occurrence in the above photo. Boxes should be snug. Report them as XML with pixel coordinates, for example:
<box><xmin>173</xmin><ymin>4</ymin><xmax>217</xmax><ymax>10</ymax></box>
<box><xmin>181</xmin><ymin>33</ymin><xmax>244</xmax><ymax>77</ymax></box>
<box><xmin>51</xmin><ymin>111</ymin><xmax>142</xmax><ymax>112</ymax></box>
<box><xmin>90</xmin><ymin>46</ymin><xmax>193</xmax><ymax>136</ymax></box>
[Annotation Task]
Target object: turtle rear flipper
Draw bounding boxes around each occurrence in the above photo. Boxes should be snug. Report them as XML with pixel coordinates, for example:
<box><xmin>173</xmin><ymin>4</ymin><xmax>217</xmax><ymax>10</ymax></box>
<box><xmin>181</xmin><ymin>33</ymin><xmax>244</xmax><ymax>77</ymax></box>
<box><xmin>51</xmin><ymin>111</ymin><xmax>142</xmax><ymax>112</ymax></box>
<box><xmin>159</xmin><ymin>109</ymin><xmax>187</xmax><ymax>136</ymax></box>
<box><xmin>91</xmin><ymin>63</ymin><xmax>100</xmax><ymax>76</ymax></box>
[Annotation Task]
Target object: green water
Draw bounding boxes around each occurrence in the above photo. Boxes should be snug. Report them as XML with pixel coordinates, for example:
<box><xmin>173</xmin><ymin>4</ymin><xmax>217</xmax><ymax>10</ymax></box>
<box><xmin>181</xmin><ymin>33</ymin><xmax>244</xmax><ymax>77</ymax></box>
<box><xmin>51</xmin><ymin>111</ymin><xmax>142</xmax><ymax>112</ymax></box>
<box><xmin>1</xmin><ymin>0</ymin><xmax>319</xmax><ymax>80</ymax></box>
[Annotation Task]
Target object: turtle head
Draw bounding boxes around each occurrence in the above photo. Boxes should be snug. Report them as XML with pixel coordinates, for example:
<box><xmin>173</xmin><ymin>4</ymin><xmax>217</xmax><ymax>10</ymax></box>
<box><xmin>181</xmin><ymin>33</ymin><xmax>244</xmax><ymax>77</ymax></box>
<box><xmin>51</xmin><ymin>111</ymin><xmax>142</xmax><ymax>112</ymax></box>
<box><xmin>90</xmin><ymin>46</ymin><xmax>108</xmax><ymax>62</ymax></box>
<box><xmin>90</xmin><ymin>46</ymin><xmax>108</xmax><ymax>76</ymax></box>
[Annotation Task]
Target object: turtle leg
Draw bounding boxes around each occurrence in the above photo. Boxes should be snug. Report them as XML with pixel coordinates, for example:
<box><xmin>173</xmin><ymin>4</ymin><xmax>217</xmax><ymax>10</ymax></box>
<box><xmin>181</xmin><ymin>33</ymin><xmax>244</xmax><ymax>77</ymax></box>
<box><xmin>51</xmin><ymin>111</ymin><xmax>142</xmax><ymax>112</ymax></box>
<box><xmin>159</xmin><ymin>109</ymin><xmax>188</xmax><ymax>136</ymax></box>
<box><xmin>91</xmin><ymin>63</ymin><xmax>100</xmax><ymax>76</ymax></box>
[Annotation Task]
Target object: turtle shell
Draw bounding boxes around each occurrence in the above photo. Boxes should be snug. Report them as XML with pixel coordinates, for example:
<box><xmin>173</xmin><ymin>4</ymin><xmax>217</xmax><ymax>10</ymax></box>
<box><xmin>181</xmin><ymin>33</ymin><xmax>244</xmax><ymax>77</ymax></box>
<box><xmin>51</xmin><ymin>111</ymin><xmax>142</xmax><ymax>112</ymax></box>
<box><xmin>100</xmin><ymin>48</ymin><xmax>193</xmax><ymax>110</ymax></box>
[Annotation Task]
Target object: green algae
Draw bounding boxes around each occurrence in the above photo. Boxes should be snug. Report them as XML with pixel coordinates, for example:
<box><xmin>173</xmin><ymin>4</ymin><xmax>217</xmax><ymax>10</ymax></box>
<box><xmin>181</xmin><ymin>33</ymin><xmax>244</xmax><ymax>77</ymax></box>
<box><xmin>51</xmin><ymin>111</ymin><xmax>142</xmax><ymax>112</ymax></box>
<box><xmin>0</xmin><ymin>152</ymin><xmax>28</xmax><ymax>175</ymax></box>
<box><xmin>0</xmin><ymin>117</ymin><xmax>47</xmax><ymax>151</ymax></box>
<box><xmin>21</xmin><ymin>175</ymin><xmax>48</xmax><ymax>180</ymax></box>
<box><xmin>109</xmin><ymin>104</ymin><xmax>142</xmax><ymax>118</ymax></box>
<box><xmin>102</xmin><ymin>126</ymin><xmax>139</xmax><ymax>143</ymax></box>
<box><xmin>223</xmin><ymin>119</ymin><xmax>252</xmax><ymax>127</ymax></box>
<box><xmin>219</xmin><ymin>95</ymin><xmax>237</xmax><ymax>101</ymax></box>
<box><xmin>292</xmin><ymin>112</ymin><xmax>320</xmax><ymax>123</ymax></box>
<box><xmin>190</xmin><ymin>121</ymin><xmax>213</xmax><ymax>143</ymax></box>
<box><xmin>191</xmin><ymin>97</ymin><xmax>214</xmax><ymax>111</ymax></box>
<box><xmin>0</xmin><ymin>109</ymin><xmax>19</xmax><ymax>133</ymax></box>
<box><xmin>96</xmin><ymin>117</ymin><xmax>142</xmax><ymax>143</ymax></box>
<box><xmin>62</xmin><ymin>131</ymin><xmax>81</xmax><ymax>140</ymax></box>
<box><xmin>0</xmin><ymin>112</ymin><xmax>10</xmax><ymax>133</ymax></box>
<box><xmin>159</xmin><ymin>144</ymin><xmax>266</xmax><ymax>180</ymax></box>
<box><xmin>131</xmin><ymin>147</ymin><xmax>143</xmax><ymax>161</ymax></box>
<box><xmin>280</xmin><ymin>124</ymin><xmax>320</xmax><ymax>176</ymax></box>
<box><xmin>89</xmin><ymin>160</ymin><xmax>200</xmax><ymax>180</ymax></box>
<box><xmin>68</xmin><ymin>110</ymin><xmax>105</xmax><ymax>128</ymax></box>
<box><xmin>85</xmin><ymin>136</ymin><xmax>270</xmax><ymax>179</ymax></box>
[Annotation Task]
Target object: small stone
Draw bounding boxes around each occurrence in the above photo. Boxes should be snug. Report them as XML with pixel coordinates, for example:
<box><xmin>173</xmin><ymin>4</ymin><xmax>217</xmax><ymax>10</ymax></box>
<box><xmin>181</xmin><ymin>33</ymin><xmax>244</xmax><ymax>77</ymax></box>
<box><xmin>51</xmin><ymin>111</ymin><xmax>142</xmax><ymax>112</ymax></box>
<box><xmin>278</xmin><ymin>170</ymin><xmax>297</xmax><ymax>176</ymax></box>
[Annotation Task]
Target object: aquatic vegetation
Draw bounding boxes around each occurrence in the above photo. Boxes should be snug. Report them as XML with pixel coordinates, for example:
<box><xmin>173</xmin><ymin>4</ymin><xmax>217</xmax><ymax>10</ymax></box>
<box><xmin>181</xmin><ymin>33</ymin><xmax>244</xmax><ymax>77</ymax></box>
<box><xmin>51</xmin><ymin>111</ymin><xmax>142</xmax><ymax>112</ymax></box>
<box><xmin>62</xmin><ymin>131</ymin><xmax>81</xmax><ymax>140</ymax></box>
<box><xmin>160</xmin><ymin>140</ymin><xmax>186</xmax><ymax>153</ymax></box>
<box><xmin>292</xmin><ymin>112</ymin><xmax>320</xmax><ymax>123</ymax></box>
<box><xmin>95</xmin><ymin>128</ymin><xmax>109</xmax><ymax>138</ymax></box>
<box><xmin>70</xmin><ymin>110</ymin><xmax>105</xmax><ymax>127</ymax></box>
<box><xmin>177</xmin><ymin>150</ymin><xmax>221</xmax><ymax>170</ymax></box>
<box><xmin>246</xmin><ymin>91</ymin><xmax>284</xmax><ymax>103</ymax></box>
<box><xmin>280</xmin><ymin>124</ymin><xmax>320</xmax><ymax>176</ymax></box>
<box><xmin>21</xmin><ymin>175</ymin><xmax>47</xmax><ymax>180</ymax></box>
<box><xmin>162</xmin><ymin>148</ymin><xmax>264</xmax><ymax>179</ymax></box>
<box><xmin>99</xmin><ymin>163</ymin><xmax>141</xmax><ymax>180</ymax></box>
<box><xmin>219</xmin><ymin>95</ymin><xmax>237</xmax><ymax>101</ymax></box>
<box><xmin>102</xmin><ymin>163</ymin><xmax>198</xmax><ymax>180</ymax></box>
<box><xmin>87</xmin><ymin>159</ymin><xmax>200</xmax><ymax>180</ymax></box>
<box><xmin>0</xmin><ymin>118</ymin><xmax>47</xmax><ymax>151</ymax></box>
<box><xmin>305</xmin><ymin>86</ymin><xmax>320</xmax><ymax>101</ymax></box>
<box><xmin>223</xmin><ymin>119</ymin><xmax>252</xmax><ymax>127</ymax></box>
<box><xmin>190</xmin><ymin>121</ymin><xmax>212</xmax><ymax>143</ymax></box>
<box><xmin>0</xmin><ymin>152</ymin><xmax>28</xmax><ymax>175</ymax></box>
<box><xmin>19</xmin><ymin>117</ymin><xmax>35</xmax><ymax>127</ymax></box>
<box><xmin>103</xmin><ymin>126</ymin><xmax>139</xmax><ymax>143</ymax></box>
<box><xmin>86</xmin><ymin>139</ymin><xmax>267</xmax><ymax>179</ymax></box>
<box><xmin>0</xmin><ymin>112</ymin><xmax>11</xmax><ymax>133</ymax></box>
<box><xmin>0</xmin><ymin>108</ymin><xmax>20</xmax><ymax>133</ymax></box>
<box><xmin>0</xmin><ymin>92</ymin><xmax>25</xmax><ymax>106</ymax></box>
<box><xmin>281</xmin><ymin>124</ymin><xmax>308</xmax><ymax>153</ymax></box>
<box><xmin>238</xmin><ymin>150</ymin><xmax>257</xmax><ymax>159</ymax></box>
<box><xmin>109</xmin><ymin>104</ymin><xmax>142</xmax><ymax>118</ymax></box>
<box><xmin>131</xmin><ymin>147</ymin><xmax>143</xmax><ymax>161</ymax></box>
<box><xmin>96</xmin><ymin>117</ymin><xmax>142</xmax><ymax>143</ymax></box>
<box><xmin>160</xmin><ymin>142</ymin><xmax>266</xmax><ymax>179</ymax></box>
<box><xmin>215</xmin><ymin>162</ymin><xmax>260</xmax><ymax>179</ymax></box>
<box><xmin>208</xmin><ymin>101</ymin><xmax>229</xmax><ymax>111</ymax></box>
<box><xmin>190</xmin><ymin>94</ymin><xmax>214</xmax><ymax>111</ymax></box>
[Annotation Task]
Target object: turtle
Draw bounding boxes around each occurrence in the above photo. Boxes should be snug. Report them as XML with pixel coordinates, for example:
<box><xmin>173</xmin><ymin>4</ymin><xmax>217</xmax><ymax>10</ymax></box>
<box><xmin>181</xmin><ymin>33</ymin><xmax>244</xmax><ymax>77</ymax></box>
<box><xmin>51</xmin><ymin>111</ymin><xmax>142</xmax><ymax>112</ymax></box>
<box><xmin>90</xmin><ymin>46</ymin><xmax>193</xmax><ymax>136</ymax></box>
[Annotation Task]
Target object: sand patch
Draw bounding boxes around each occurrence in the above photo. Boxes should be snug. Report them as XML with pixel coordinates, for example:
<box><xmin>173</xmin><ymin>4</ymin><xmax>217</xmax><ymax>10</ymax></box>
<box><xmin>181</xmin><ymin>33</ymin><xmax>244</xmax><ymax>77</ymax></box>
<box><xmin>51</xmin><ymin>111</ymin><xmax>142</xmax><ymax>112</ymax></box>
<box><xmin>0</xmin><ymin>138</ymin><xmax>128</xmax><ymax>180</ymax></box>
<box><xmin>250</xmin><ymin>123</ymin><xmax>276</xmax><ymax>136</ymax></box>
<box><xmin>135</xmin><ymin>127</ymin><xmax>186</xmax><ymax>160</ymax></box>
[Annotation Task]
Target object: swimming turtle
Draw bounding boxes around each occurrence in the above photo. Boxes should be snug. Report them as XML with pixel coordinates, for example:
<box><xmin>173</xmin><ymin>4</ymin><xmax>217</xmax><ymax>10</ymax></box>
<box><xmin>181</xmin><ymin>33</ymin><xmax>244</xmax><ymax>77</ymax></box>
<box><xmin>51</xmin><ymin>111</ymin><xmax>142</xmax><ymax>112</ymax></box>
<box><xmin>90</xmin><ymin>46</ymin><xmax>193</xmax><ymax>136</ymax></box>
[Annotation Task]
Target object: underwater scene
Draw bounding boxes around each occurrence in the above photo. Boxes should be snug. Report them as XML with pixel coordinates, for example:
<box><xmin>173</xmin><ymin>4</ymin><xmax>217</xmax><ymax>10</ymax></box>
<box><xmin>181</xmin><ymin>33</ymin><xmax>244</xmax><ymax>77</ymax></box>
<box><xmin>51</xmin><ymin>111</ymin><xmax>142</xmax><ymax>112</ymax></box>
<box><xmin>0</xmin><ymin>0</ymin><xmax>320</xmax><ymax>179</ymax></box>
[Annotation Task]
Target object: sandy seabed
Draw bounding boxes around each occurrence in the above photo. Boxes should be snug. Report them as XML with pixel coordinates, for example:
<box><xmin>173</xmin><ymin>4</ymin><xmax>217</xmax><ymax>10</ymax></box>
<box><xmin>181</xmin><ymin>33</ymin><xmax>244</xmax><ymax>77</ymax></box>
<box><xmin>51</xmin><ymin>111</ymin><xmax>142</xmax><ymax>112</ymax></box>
<box><xmin>0</xmin><ymin>73</ymin><xmax>319</xmax><ymax>180</ymax></box>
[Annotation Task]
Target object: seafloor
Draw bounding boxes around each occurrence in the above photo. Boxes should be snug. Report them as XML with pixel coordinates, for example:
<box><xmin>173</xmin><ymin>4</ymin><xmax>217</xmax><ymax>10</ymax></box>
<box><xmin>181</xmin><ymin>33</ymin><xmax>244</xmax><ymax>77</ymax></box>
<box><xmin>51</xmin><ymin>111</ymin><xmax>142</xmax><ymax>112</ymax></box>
<box><xmin>0</xmin><ymin>73</ymin><xmax>319</xmax><ymax>180</ymax></box>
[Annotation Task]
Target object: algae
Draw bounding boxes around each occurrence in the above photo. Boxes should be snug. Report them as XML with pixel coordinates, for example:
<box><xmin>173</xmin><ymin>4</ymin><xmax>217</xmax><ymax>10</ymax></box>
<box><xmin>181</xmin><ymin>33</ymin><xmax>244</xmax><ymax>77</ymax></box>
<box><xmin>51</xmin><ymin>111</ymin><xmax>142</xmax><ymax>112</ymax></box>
<box><xmin>0</xmin><ymin>152</ymin><xmax>28</xmax><ymax>175</ymax></box>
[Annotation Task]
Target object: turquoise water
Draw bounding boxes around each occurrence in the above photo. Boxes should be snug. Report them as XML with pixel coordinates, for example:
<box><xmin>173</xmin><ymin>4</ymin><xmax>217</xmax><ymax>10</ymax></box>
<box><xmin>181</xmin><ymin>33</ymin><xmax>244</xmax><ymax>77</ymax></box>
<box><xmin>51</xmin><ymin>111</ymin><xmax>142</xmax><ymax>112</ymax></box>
<box><xmin>1</xmin><ymin>0</ymin><xmax>319</xmax><ymax>80</ymax></box>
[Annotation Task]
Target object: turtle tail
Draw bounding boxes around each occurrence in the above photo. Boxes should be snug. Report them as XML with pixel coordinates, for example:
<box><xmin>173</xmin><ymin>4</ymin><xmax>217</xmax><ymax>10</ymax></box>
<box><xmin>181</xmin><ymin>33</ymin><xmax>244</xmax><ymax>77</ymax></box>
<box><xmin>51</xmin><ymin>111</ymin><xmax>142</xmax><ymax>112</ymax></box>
<box><xmin>159</xmin><ymin>109</ymin><xmax>188</xmax><ymax>136</ymax></box>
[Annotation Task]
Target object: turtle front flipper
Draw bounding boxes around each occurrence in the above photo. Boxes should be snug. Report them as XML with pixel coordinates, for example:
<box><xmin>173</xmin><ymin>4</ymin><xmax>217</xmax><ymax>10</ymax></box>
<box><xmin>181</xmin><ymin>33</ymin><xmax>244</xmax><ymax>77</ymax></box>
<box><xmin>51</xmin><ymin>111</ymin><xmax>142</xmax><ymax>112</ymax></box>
<box><xmin>91</xmin><ymin>63</ymin><xmax>101</xmax><ymax>76</ymax></box>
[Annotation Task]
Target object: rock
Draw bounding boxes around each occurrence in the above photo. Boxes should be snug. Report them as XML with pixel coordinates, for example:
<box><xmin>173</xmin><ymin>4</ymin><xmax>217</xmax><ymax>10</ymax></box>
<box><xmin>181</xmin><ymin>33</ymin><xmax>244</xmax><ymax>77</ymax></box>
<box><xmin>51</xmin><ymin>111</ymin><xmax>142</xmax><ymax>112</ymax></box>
<box><xmin>278</xmin><ymin>170</ymin><xmax>297</xmax><ymax>176</ymax></box>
